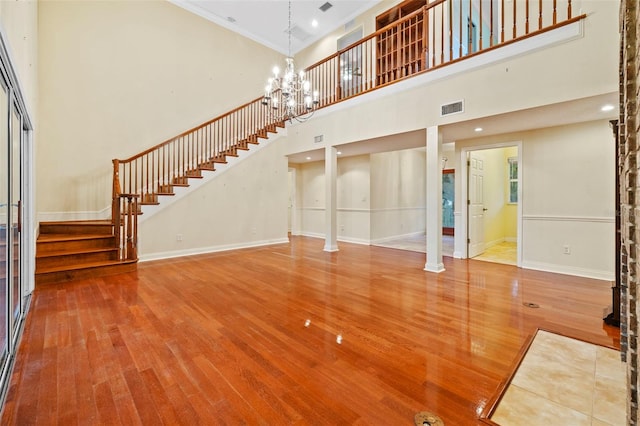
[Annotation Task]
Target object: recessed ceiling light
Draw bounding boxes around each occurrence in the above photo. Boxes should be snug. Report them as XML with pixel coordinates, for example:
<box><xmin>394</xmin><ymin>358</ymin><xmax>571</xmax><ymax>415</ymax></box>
<box><xmin>306</xmin><ymin>156</ymin><xmax>312</xmax><ymax>160</ymax></box>
<box><xmin>601</xmin><ymin>104</ymin><xmax>615</xmax><ymax>112</ymax></box>
<box><xmin>474</xmin><ymin>127</ymin><xmax>483</xmax><ymax>132</ymax></box>
<box><xmin>337</xmin><ymin>151</ymin><xmax>342</xmax><ymax>155</ymax></box>
<box><xmin>311</xmin><ymin>19</ymin><xmax>318</xmax><ymax>28</ymax></box>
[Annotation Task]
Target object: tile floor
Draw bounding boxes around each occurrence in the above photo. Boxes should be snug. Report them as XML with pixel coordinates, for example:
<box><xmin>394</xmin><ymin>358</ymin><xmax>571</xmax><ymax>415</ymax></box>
<box><xmin>491</xmin><ymin>330</ymin><xmax>626</xmax><ymax>426</ymax></box>
<box><xmin>473</xmin><ymin>241</ymin><xmax>517</xmax><ymax>265</ymax></box>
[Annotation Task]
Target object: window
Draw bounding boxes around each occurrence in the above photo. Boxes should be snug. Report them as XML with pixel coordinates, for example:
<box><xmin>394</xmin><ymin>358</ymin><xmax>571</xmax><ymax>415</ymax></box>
<box><xmin>508</xmin><ymin>157</ymin><xmax>518</xmax><ymax>203</ymax></box>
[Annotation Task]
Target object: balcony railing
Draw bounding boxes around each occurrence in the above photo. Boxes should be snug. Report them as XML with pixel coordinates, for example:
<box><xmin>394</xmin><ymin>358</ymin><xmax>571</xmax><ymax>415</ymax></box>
<box><xmin>111</xmin><ymin>0</ymin><xmax>582</xmax><ymax>257</ymax></box>
<box><xmin>310</xmin><ymin>0</ymin><xmax>579</xmax><ymax>105</ymax></box>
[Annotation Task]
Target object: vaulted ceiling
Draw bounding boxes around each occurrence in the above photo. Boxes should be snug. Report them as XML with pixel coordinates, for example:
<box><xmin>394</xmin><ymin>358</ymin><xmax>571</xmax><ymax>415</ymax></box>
<box><xmin>169</xmin><ymin>0</ymin><xmax>382</xmax><ymax>55</ymax></box>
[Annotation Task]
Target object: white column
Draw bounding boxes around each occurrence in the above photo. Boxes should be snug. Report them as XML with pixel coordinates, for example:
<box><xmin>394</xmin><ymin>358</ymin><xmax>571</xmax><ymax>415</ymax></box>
<box><xmin>424</xmin><ymin>126</ymin><xmax>445</xmax><ymax>273</ymax></box>
<box><xmin>324</xmin><ymin>146</ymin><xmax>339</xmax><ymax>252</ymax></box>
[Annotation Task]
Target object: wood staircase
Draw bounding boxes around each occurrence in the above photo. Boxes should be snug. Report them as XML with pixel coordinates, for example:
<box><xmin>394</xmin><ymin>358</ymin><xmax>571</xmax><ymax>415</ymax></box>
<box><xmin>35</xmin><ymin>220</ymin><xmax>136</xmax><ymax>285</ymax></box>
<box><xmin>36</xmin><ymin>121</ymin><xmax>285</xmax><ymax>286</ymax></box>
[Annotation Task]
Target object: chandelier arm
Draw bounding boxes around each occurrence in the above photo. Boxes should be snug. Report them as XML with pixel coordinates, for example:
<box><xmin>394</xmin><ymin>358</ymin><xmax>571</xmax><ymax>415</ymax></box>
<box><xmin>262</xmin><ymin>0</ymin><xmax>318</xmax><ymax>123</ymax></box>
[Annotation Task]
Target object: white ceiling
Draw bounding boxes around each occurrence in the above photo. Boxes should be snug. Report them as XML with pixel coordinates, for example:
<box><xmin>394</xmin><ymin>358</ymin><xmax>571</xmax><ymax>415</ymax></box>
<box><xmin>170</xmin><ymin>0</ymin><xmax>382</xmax><ymax>55</ymax></box>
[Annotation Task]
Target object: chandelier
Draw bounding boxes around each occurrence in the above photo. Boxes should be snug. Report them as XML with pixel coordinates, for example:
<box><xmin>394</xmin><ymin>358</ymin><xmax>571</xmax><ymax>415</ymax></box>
<box><xmin>262</xmin><ymin>0</ymin><xmax>319</xmax><ymax>123</ymax></box>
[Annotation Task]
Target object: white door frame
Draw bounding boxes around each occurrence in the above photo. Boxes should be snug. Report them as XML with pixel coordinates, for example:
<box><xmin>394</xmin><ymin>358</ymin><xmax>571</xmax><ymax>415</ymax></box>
<box><xmin>459</xmin><ymin>141</ymin><xmax>523</xmax><ymax>266</ymax></box>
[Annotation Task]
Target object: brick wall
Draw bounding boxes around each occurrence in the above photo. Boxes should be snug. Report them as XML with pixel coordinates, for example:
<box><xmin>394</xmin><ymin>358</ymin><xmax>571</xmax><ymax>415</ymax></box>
<box><xmin>621</xmin><ymin>0</ymin><xmax>639</xmax><ymax>424</ymax></box>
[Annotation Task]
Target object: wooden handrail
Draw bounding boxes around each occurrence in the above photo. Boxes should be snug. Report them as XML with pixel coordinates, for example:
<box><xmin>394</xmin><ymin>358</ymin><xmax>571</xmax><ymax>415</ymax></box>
<box><xmin>117</xmin><ymin>95</ymin><xmax>266</xmax><ymax>164</ymax></box>
<box><xmin>111</xmin><ymin>0</ymin><xmax>582</xmax><ymax>251</ymax></box>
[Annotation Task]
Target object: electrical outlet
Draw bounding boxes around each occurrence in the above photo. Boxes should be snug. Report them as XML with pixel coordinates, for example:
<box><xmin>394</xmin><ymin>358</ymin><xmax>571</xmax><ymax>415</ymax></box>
<box><xmin>176</xmin><ymin>234</ymin><xmax>183</xmax><ymax>242</ymax></box>
<box><xmin>563</xmin><ymin>245</ymin><xmax>570</xmax><ymax>255</ymax></box>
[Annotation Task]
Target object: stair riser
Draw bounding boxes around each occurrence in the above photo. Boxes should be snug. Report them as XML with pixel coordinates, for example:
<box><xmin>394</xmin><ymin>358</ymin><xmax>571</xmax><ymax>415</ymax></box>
<box><xmin>37</xmin><ymin>237</ymin><xmax>116</xmax><ymax>255</ymax></box>
<box><xmin>35</xmin><ymin>262</ymin><xmax>137</xmax><ymax>285</ymax></box>
<box><xmin>40</xmin><ymin>223</ymin><xmax>113</xmax><ymax>235</ymax></box>
<box><xmin>36</xmin><ymin>250</ymin><xmax>119</xmax><ymax>270</ymax></box>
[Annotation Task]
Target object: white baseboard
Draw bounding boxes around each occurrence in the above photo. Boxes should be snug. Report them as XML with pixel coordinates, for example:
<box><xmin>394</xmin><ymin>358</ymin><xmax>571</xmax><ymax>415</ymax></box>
<box><xmin>298</xmin><ymin>232</ymin><xmax>370</xmax><ymax>246</ymax></box>
<box><xmin>337</xmin><ymin>236</ymin><xmax>370</xmax><ymax>245</ymax></box>
<box><xmin>139</xmin><ymin>238</ymin><xmax>290</xmax><ymax>262</ymax></box>
<box><xmin>371</xmin><ymin>231</ymin><xmax>424</xmax><ymax>244</ymax></box>
<box><xmin>520</xmin><ymin>260</ymin><xmax>614</xmax><ymax>281</ymax></box>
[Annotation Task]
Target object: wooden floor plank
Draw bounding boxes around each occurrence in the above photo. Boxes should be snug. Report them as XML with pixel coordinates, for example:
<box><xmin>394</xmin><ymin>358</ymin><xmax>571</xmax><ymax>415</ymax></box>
<box><xmin>1</xmin><ymin>237</ymin><xmax>619</xmax><ymax>424</ymax></box>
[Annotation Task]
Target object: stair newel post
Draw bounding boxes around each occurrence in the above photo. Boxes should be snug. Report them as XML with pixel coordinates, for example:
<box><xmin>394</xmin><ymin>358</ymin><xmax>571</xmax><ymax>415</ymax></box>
<box><xmin>125</xmin><ymin>194</ymin><xmax>137</xmax><ymax>261</ymax></box>
<box><xmin>112</xmin><ymin>159</ymin><xmax>122</xmax><ymax>260</ymax></box>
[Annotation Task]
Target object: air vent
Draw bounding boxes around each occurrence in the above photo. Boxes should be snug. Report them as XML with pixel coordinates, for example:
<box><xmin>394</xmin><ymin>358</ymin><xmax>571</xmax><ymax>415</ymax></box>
<box><xmin>287</xmin><ymin>24</ymin><xmax>312</xmax><ymax>41</ymax></box>
<box><xmin>319</xmin><ymin>2</ymin><xmax>333</xmax><ymax>12</ymax></box>
<box><xmin>440</xmin><ymin>100</ymin><xmax>464</xmax><ymax>116</ymax></box>
<box><xmin>314</xmin><ymin>135</ymin><xmax>324</xmax><ymax>143</ymax></box>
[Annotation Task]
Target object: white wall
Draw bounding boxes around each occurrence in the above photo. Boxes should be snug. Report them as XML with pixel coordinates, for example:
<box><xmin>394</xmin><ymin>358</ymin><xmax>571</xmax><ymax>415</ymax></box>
<box><xmin>299</xmin><ymin>159</ymin><xmax>326</xmax><ymax>238</ymax></box>
<box><xmin>456</xmin><ymin>120</ymin><xmax>615</xmax><ymax>280</ymax></box>
<box><xmin>296</xmin><ymin>148</ymin><xmax>426</xmax><ymax>244</ymax></box>
<box><xmin>370</xmin><ymin>148</ymin><xmax>425</xmax><ymax>241</ymax></box>
<box><xmin>37</xmin><ymin>0</ymin><xmax>282</xmax><ymax>218</ymax></box>
<box><xmin>138</xmin><ymin>136</ymin><xmax>289</xmax><ymax>260</ymax></box>
<box><xmin>337</xmin><ymin>154</ymin><xmax>371</xmax><ymax>243</ymax></box>
<box><xmin>0</xmin><ymin>0</ymin><xmax>38</xmax><ymax>122</ymax></box>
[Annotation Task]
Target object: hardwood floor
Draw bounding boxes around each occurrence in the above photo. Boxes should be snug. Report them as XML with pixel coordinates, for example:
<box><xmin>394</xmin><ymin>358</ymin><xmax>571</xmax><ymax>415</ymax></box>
<box><xmin>0</xmin><ymin>237</ymin><xmax>619</xmax><ymax>425</ymax></box>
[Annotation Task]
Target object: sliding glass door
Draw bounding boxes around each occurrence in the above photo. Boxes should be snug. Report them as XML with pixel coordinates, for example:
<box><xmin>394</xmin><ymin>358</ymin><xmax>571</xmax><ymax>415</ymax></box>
<box><xmin>0</xmin><ymin>40</ymin><xmax>31</xmax><ymax>399</ymax></box>
<box><xmin>0</xmin><ymin>73</ymin><xmax>8</xmax><ymax>371</ymax></box>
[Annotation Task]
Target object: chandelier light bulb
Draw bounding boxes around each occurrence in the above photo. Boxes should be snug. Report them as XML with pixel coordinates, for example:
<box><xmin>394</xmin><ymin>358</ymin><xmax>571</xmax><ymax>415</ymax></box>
<box><xmin>273</xmin><ymin>66</ymin><xmax>279</xmax><ymax>77</ymax></box>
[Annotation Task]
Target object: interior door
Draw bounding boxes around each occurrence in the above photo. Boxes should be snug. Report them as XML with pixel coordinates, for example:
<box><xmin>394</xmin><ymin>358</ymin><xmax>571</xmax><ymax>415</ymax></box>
<box><xmin>468</xmin><ymin>151</ymin><xmax>486</xmax><ymax>257</ymax></box>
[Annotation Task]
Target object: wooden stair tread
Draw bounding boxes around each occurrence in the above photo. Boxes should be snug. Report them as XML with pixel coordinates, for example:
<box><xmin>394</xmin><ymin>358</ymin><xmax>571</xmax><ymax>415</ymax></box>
<box><xmin>37</xmin><ymin>233</ymin><xmax>115</xmax><ymax>242</ymax></box>
<box><xmin>41</xmin><ymin>220</ymin><xmax>112</xmax><ymax>226</ymax></box>
<box><xmin>36</xmin><ymin>259</ymin><xmax>137</xmax><ymax>274</ymax></box>
<box><xmin>36</xmin><ymin>247</ymin><xmax>118</xmax><ymax>259</ymax></box>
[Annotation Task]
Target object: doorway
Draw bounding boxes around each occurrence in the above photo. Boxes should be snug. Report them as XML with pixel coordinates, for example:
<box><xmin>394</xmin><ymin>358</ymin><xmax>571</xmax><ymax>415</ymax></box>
<box><xmin>464</xmin><ymin>144</ymin><xmax>521</xmax><ymax>266</ymax></box>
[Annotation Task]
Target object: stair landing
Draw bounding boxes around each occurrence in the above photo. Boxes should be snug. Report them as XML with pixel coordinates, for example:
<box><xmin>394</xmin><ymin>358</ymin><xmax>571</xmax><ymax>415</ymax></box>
<box><xmin>36</xmin><ymin>220</ymin><xmax>137</xmax><ymax>285</ymax></box>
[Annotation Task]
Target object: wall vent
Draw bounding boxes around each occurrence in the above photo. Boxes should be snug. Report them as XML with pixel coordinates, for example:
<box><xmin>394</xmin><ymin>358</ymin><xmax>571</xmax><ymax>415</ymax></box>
<box><xmin>319</xmin><ymin>2</ymin><xmax>333</xmax><ymax>12</ymax></box>
<box><xmin>440</xmin><ymin>100</ymin><xmax>464</xmax><ymax>116</ymax></box>
<box><xmin>314</xmin><ymin>135</ymin><xmax>324</xmax><ymax>143</ymax></box>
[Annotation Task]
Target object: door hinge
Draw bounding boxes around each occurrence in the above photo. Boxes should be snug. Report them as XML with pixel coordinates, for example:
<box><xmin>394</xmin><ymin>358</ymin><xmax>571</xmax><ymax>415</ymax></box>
<box><xmin>467</xmin><ymin>199</ymin><xmax>470</xmax><ymax>205</ymax></box>
<box><xmin>467</xmin><ymin>238</ymin><xmax>471</xmax><ymax>244</ymax></box>
<box><xmin>467</xmin><ymin>160</ymin><xmax>471</xmax><ymax>166</ymax></box>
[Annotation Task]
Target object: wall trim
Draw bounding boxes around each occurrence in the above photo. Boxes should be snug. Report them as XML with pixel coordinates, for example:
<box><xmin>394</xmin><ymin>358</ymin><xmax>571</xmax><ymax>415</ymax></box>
<box><xmin>38</xmin><ymin>206</ymin><xmax>111</xmax><ymax>223</ymax></box>
<box><xmin>139</xmin><ymin>237</ymin><xmax>290</xmax><ymax>262</ymax></box>
<box><xmin>301</xmin><ymin>206</ymin><xmax>427</xmax><ymax>213</ymax></box>
<box><xmin>521</xmin><ymin>260</ymin><xmax>614</xmax><ymax>282</ymax></box>
<box><xmin>370</xmin><ymin>206</ymin><xmax>426</xmax><ymax>213</ymax></box>
<box><xmin>522</xmin><ymin>215</ymin><xmax>614</xmax><ymax>223</ymax></box>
